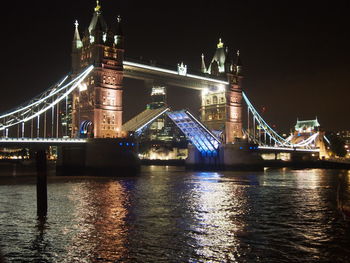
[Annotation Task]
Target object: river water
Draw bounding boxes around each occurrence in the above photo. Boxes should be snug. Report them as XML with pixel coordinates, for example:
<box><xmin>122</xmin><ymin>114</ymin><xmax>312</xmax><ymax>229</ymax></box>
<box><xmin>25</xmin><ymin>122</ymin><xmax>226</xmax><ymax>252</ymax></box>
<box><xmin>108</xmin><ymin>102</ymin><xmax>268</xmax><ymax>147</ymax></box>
<box><xmin>0</xmin><ymin>166</ymin><xmax>349</xmax><ymax>263</ymax></box>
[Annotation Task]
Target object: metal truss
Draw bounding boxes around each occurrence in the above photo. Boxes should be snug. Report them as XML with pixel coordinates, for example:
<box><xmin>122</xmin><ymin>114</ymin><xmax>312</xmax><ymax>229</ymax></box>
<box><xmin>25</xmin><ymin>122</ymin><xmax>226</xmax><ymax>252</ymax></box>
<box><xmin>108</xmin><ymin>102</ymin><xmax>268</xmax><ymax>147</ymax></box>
<box><xmin>0</xmin><ymin>65</ymin><xmax>93</xmax><ymax>131</ymax></box>
<box><xmin>242</xmin><ymin>91</ymin><xmax>319</xmax><ymax>149</ymax></box>
<box><xmin>167</xmin><ymin>110</ymin><xmax>221</xmax><ymax>157</ymax></box>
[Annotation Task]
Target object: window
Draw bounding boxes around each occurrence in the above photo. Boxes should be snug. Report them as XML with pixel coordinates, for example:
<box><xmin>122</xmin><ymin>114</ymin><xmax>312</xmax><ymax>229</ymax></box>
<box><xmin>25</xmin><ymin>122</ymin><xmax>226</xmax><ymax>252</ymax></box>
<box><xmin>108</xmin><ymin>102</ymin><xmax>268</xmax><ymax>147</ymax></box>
<box><xmin>213</xmin><ymin>96</ymin><xmax>218</xmax><ymax>104</ymax></box>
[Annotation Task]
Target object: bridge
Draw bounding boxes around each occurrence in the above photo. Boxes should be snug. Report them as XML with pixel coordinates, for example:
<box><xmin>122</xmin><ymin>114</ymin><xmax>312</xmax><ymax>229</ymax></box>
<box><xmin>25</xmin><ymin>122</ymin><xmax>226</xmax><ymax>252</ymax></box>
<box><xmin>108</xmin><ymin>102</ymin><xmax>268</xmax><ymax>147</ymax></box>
<box><xmin>0</xmin><ymin>1</ymin><xmax>329</xmax><ymax>170</ymax></box>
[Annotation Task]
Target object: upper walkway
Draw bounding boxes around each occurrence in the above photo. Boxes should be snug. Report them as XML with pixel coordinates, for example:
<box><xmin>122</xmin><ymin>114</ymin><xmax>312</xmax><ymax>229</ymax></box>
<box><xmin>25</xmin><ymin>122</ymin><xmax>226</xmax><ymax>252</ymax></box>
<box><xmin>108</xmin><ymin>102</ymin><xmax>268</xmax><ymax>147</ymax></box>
<box><xmin>123</xmin><ymin>59</ymin><xmax>229</xmax><ymax>90</ymax></box>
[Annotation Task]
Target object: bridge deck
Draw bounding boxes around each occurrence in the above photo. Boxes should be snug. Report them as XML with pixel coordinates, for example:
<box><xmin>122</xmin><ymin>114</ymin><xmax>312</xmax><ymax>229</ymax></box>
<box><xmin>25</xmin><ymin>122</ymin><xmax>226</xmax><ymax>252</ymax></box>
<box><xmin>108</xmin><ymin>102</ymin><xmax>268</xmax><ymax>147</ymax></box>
<box><xmin>0</xmin><ymin>138</ymin><xmax>86</xmax><ymax>147</ymax></box>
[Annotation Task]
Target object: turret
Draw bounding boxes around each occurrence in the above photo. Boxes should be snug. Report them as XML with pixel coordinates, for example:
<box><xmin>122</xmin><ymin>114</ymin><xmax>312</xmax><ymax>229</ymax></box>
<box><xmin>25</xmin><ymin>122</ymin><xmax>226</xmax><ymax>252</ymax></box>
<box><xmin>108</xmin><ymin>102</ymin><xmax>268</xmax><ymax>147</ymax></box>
<box><xmin>72</xmin><ymin>20</ymin><xmax>83</xmax><ymax>73</ymax></box>
<box><xmin>201</xmin><ymin>54</ymin><xmax>207</xmax><ymax>73</ymax></box>
<box><xmin>72</xmin><ymin>20</ymin><xmax>83</xmax><ymax>50</ymax></box>
<box><xmin>113</xmin><ymin>15</ymin><xmax>124</xmax><ymax>49</ymax></box>
<box><xmin>224</xmin><ymin>47</ymin><xmax>234</xmax><ymax>73</ymax></box>
<box><xmin>234</xmin><ymin>50</ymin><xmax>243</xmax><ymax>76</ymax></box>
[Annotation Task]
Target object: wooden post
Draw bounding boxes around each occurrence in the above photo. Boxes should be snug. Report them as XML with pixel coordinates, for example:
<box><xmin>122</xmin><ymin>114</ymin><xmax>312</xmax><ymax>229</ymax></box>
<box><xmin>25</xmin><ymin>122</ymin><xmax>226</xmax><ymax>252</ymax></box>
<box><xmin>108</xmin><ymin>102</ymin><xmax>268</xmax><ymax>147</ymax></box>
<box><xmin>36</xmin><ymin>150</ymin><xmax>47</xmax><ymax>218</ymax></box>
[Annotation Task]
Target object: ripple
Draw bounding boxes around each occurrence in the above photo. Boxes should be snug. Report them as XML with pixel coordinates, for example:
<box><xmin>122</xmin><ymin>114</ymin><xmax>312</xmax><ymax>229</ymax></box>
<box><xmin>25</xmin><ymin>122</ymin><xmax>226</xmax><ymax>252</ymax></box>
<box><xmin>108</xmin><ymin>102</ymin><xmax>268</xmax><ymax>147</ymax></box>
<box><xmin>0</xmin><ymin>168</ymin><xmax>349</xmax><ymax>262</ymax></box>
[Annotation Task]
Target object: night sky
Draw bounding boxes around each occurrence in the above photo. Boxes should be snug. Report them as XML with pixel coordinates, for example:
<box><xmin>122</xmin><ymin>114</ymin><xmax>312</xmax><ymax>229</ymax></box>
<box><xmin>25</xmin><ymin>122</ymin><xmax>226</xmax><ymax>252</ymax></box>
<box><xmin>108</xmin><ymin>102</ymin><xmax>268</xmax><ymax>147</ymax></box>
<box><xmin>1</xmin><ymin>1</ymin><xmax>349</xmax><ymax>133</ymax></box>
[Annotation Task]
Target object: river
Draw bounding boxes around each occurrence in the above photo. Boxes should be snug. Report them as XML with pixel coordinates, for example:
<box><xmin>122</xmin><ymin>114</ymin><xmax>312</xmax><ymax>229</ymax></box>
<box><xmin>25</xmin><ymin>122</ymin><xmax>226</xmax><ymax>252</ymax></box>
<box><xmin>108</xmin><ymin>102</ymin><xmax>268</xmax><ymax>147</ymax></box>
<box><xmin>0</xmin><ymin>166</ymin><xmax>349</xmax><ymax>262</ymax></box>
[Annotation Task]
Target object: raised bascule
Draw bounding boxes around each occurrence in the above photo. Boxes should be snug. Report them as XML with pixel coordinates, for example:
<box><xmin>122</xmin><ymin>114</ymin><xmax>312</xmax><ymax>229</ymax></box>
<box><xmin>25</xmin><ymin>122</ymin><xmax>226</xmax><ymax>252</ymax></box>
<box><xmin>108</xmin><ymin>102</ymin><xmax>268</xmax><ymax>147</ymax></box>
<box><xmin>0</xmin><ymin>1</ymin><xmax>331</xmax><ymax>172</ymax></box>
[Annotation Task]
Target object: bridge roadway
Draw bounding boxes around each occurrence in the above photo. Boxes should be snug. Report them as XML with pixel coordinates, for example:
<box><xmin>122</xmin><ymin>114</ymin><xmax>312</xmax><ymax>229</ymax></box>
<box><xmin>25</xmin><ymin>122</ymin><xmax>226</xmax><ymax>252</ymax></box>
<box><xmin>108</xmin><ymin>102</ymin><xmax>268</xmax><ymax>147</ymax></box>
<box><xmin>257</xmin><ymin>146</ymin><xmax>319</xmax><ymax>154</ymax></box>
<box><xmin>0</xmin><ymin>137</ymin><xmax>319</xmax><ymax>155</ymax></box>
<box><xmin>0</xmin><ymin>137</ymin><xmax>86</xmax><ymax>147</ymax></box>
<box><xmin>123</xmin><ymin>59</ymin><xmax>229</xmax><ymax>90</ymax></box>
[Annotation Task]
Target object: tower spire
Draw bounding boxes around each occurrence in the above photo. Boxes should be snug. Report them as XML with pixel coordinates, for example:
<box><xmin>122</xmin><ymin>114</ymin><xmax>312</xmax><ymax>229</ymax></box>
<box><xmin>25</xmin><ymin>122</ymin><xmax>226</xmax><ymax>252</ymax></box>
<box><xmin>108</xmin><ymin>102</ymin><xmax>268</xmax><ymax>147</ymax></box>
<box><xmin>72</xmin><ymin>20</ymin><xmax>83</xmax><ymax>49</ymax></box>
<box><xmin>217</xmin><ymin>38</ymin><xmax>224</xmax><ymax>48</ymax></box>
<box><xmin>95</xmin><ymin>0</ymin><xmax>101</xmax><ymax>12</ymax></box>
<box><xmin>201</xmin><ymin>54</ymin><xmax>207</xmax><ymax>73</ymax></box>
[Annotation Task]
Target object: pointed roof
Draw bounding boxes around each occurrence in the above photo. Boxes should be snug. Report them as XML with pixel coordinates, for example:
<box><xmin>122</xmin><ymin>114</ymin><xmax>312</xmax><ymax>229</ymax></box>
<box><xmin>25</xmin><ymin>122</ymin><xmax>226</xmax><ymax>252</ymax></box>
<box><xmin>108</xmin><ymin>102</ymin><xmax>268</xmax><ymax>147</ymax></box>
<box><xmin>201</xmin><ymin>54</ymin><xmax>207</xmax><ymax>73</ymax></box>
<box><xmin>207</xmin><ymin>38</ymin><xmax>227</xmax><ymax>74</ymax></box>
<box><xmin>73</xmin><ymin>20</ymin><xmax>83</xmax><ymax>49</ymax></box>
<box><xmin>88</xmin><ymin>0</ymin><xmax>107</xmax><ymax>34</ymax></box>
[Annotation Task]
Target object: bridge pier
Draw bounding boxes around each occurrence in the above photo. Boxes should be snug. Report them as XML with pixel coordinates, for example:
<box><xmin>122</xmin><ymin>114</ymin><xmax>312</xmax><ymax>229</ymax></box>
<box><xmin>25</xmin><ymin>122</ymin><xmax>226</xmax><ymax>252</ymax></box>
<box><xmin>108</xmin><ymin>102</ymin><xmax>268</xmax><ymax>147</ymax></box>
<box><xmin>36</xmin><ymin>149</ymin><xmax>47</xmax><ymax>218</ymax></box>
<box><xmin>186</xmin><ymin>142</ymin><xmax>263</xmax><ymax>171</ymax></box>
<box><xmin>56</xmin><ymin>138</ymin><xmax>140</xmax><ymax>176</ymax></box>
<box><xmin>186</xmin><ymin>145</ymin><xmax>221</xmax><ymax>170</ymax></box>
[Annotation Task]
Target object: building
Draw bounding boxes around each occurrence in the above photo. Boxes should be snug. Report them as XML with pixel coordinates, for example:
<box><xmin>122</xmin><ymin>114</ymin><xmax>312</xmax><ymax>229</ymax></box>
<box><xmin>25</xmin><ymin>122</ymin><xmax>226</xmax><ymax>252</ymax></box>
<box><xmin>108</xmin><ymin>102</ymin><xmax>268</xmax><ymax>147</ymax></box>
<box><xmin>71</xmin><ymin>1</ymin><xmax>124</xmax><ymax>138</ymax></box>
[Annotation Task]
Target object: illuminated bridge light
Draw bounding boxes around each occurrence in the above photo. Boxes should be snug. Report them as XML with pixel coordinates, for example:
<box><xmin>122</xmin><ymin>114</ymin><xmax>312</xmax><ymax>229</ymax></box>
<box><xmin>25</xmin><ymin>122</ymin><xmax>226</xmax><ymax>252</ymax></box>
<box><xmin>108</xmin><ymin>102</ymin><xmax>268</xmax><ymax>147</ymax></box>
<box><xmin>123</xmin><ymin>61</ymin><xmax>229</xmax><ymax>85</ymax></box>
<box><xmin>0</xmin><ymin>138</ymin><xmax>87</xmax><ymax>144</ymax></box>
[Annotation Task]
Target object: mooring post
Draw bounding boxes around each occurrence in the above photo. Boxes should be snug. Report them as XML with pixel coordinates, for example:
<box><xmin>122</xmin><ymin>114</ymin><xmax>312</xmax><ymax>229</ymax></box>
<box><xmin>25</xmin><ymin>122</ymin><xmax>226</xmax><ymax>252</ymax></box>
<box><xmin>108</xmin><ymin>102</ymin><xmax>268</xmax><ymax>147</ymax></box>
<box><xmin>36</xmin><ymin>149</ymin><xmax>47</xmax><ymax>218</ymax></box>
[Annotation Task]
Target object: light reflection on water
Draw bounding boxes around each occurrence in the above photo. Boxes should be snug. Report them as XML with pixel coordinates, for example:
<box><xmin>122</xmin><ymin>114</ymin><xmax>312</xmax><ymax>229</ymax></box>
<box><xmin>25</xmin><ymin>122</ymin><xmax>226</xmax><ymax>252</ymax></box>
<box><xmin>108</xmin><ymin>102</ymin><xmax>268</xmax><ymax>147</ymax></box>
<box><xmin>185</xmin><ymin>172</ymin><xmax>248</xmax><ymax>262</ymax></box>
<box><xmin>0</xmin><ymin>167</ymin><xmax>349</xmax><ymax>262</ymax></box>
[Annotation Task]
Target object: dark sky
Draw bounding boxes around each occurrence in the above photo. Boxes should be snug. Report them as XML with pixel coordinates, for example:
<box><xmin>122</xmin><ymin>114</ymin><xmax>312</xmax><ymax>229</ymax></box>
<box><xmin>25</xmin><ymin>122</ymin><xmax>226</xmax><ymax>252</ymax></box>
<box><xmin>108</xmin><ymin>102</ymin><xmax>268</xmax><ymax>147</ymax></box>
<box><xmin>1</xmin><ymin>0</ymin><xmax>349</xmax><ymax>133</ymax></box>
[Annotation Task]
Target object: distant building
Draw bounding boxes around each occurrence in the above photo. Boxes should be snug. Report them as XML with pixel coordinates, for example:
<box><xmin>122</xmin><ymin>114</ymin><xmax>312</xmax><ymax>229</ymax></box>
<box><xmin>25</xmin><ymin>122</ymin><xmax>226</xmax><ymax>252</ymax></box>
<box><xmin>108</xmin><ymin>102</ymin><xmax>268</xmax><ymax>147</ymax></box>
<box><xmin>337</xmin><ymin>130</ymin><xmax>350</xmax><ymax>157</ymax></box>
<box><xmin>289</xmin><ymin>118</ymin><xmax>328</xmax><ymax>157</ymax></box>
<box><xmin>294</xmin><ymin>118</ymin><xmax>320</xmax><ymax>134</ymax></box>
<box><xmin>290</xmin><ymin>118</ymin><xmax>320</xmax><ymax>145</ymax></box>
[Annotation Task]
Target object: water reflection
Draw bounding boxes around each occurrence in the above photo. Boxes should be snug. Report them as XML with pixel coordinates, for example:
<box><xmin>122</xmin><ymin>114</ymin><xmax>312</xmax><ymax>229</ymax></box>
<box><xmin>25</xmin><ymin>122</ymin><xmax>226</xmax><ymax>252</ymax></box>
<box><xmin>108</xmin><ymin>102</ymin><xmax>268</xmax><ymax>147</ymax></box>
<box><xmin>63</xmin><ymin>180</ymin><xmax>129</xmax><ymax>262</ymax></box>
<box><xmin>1</xmin><ymin>167</ymin><xmax>350</xmax><ymax>262</ymax></box>
<box><xmin>185</xmin><ymin>172</ymin><xmax>248</xmax><ymax>262</ymax></box>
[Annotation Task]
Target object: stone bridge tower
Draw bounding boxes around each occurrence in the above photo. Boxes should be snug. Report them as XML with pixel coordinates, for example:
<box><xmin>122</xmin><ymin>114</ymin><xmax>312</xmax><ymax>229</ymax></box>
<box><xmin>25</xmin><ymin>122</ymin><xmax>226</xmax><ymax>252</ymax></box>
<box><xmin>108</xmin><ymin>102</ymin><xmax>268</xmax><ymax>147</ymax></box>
<box><xmin>71</xmin><ymin>1</ymin><xmax>124</xmax><ymax>138</ymax></box>
<box><xmin>200</xmin><ymin>39</ymin><xmax>243</xmax><ymax>143</ymax></box>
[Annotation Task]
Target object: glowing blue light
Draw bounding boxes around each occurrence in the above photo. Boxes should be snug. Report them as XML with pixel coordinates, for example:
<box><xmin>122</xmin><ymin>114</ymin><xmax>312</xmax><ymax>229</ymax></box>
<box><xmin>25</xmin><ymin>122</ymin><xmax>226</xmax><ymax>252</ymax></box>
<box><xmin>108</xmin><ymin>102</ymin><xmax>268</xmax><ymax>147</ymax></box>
<box><xmin>167</xmin><ymin>110</ymin><xmax>220</xmax><ymax>157</ymax></box>
<box><xmin>240</xmin><ymin>147</ymin><xmax>243</xmax><ymax>149</ymax></box>
<box><xmin>126</xmin><ymin>143</ymin><xmax>129</xmax><ymax>146</ymax></box>
<box><xmin>119</xmin><ymin>142</ymin><xmax>123</xmax><ymax>146</ymax></box>
<box><xmin>132</xmin><ymin>143</ymin><xmax>135</xmax><ymax>146</ymax></box>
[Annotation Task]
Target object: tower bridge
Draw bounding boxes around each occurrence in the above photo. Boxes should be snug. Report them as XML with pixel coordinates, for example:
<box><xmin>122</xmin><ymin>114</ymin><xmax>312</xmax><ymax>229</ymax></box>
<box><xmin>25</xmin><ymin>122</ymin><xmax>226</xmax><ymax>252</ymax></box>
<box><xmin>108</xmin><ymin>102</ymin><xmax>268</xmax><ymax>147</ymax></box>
<box><xmin>0</xmin><ymin>1</ymin><xmax>330</xmax><ymax>171</ymax></box>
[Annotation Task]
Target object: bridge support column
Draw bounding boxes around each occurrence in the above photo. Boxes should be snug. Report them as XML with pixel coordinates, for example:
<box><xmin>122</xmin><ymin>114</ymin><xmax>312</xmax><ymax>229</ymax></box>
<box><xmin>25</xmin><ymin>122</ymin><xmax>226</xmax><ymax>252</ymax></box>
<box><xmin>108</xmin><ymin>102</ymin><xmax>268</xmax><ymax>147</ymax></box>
<box><xmin>36</xmin><ymin>150</ymin><xmax>47</xmax><ymax>218</ymax></box>
<box><xmin>56</xmin><ymin>138</ymin><xmax>140</xmax><ymax>176</ymax></box>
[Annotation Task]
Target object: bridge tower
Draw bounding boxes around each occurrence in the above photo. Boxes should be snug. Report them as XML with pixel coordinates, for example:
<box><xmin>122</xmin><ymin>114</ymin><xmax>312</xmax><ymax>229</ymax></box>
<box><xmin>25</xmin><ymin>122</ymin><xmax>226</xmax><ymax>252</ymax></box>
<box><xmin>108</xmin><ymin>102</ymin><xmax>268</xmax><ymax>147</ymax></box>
<box><xmin>71</xmin><ymin>1</ymin><xmax>124</xmax><ymax>138</ymax></box>
<box><xmin>200</xmin><ymin>39</ymin><xmax>243</xmax><ymax>143</ymax></box>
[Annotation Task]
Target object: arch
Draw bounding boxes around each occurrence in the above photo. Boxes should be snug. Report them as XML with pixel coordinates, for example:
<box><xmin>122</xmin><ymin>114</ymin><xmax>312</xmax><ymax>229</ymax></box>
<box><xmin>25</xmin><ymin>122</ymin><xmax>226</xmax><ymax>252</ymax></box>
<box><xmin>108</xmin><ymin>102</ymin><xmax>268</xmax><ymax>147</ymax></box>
<box><xmin>79</xmin><ymin>120</ymin><xmax>94</xmax><ymax>138</ymax></box>
<box><xmin>213</xmin><ymin>95</ymin><xmax>218</xmax><ymax>104</ymax></box>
